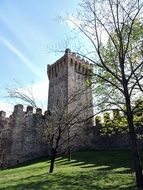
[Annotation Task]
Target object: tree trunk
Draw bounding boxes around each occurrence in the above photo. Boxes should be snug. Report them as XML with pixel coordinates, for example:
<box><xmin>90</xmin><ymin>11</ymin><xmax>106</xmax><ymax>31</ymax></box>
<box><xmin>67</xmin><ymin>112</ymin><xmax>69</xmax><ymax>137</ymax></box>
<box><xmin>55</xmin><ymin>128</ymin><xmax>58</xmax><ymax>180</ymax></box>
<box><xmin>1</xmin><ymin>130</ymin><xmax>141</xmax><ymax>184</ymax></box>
<box><xmin>124</xmin><ymin>90</ymin><xmax>143</xmax><ymax>189</ymax></box>
<box><xmin>49</xmin><ymin>149</ymin><xmax>56</xmax><ymax>173</ymax></box>
<box><xmin>127</xmin><ymin>111</ymin><xmax>143</xmax><ymax>189</ymax></box>
<box><xmin>122</xmin><ymin>74</ymin><xmax>143</xmax><ymax>189</ymax></box>
<box><xmin>68</xmin><ymin>147</ymin><xmax>71</xmax><ymax>162</ymax></box>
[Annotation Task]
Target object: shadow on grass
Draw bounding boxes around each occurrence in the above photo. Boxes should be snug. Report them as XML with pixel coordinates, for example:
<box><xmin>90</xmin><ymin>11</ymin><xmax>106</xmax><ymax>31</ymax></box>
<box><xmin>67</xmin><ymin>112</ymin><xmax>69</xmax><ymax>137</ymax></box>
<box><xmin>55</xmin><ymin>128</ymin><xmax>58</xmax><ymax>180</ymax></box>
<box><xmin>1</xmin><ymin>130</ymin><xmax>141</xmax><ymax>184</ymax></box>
<box><xmin>1</xmin><ymin>170</ymin><xmax>136</xmax><ymax>190</ymax></box>
<box><xmin>61</xmin><ymin>150</ymin><xmax>133</xmax><ymax>170</ymax></box>
<box><xmin>0</xmin><ymin>150</ymin><xmax>137</xmax><ymax>190</ymax></box>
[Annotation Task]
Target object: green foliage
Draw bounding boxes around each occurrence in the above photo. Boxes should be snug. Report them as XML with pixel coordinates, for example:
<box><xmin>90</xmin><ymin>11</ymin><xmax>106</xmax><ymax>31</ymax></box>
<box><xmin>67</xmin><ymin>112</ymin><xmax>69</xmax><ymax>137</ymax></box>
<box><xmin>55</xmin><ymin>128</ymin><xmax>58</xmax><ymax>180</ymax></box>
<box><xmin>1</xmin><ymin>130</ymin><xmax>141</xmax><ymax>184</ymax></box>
<box><xmin>101</xmin><ymin>113</ymin><xmax>128</xmax><ymax>136</ymax></box>
<box><xmin>100</xmin><ymin>99</ymin><xmax>143</xmax><ymax>137</ymax></box>
<box><xmin>0</xmin><ymin>150</ymin><xmax>136</xmax><ymax>190</ymax></box>
<box><xmin>103</xmin><ymin>18</ymin><xmax>143</xmax><ymax>64</ymax></box>
<box><xmin>92</xmin><ymin>18</ymin><xmax>143</xmax><ymax>114</ymax></box>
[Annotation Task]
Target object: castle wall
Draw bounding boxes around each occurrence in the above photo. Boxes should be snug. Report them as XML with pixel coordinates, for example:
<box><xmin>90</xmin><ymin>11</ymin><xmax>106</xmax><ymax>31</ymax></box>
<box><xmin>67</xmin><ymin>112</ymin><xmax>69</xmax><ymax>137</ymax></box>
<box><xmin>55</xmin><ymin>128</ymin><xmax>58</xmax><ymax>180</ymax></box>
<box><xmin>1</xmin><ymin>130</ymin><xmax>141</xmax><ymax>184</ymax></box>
<box><xmin>0</xmin><ymin>105</ymin><xmax>49</xmax><ymax>168</ymax></box>
<box><xmin>91</xmin><ymin>115</ymin><xmax>131</xmax><ymax>150</ymax></box>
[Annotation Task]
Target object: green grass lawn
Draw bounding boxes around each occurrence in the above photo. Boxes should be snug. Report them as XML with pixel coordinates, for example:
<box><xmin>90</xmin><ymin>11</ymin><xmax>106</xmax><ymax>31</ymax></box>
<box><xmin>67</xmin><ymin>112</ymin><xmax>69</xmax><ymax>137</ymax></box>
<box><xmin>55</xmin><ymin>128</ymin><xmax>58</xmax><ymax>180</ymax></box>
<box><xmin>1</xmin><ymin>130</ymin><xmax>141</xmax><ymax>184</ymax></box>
<box><xmin>0</xmin><ymin>150</ymin><xmax>137</xmax><ymax>190</ymax></box>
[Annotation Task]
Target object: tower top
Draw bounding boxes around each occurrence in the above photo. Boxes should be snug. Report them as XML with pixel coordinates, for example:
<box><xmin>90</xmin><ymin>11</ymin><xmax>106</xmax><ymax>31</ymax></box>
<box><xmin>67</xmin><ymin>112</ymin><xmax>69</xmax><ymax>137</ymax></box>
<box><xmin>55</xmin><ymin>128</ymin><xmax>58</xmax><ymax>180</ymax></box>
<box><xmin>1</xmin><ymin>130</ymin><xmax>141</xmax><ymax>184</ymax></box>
<box><xmin>47</xmin><ymin>49</ymin><xmax>93</xmax><ymax>79</ymax></box>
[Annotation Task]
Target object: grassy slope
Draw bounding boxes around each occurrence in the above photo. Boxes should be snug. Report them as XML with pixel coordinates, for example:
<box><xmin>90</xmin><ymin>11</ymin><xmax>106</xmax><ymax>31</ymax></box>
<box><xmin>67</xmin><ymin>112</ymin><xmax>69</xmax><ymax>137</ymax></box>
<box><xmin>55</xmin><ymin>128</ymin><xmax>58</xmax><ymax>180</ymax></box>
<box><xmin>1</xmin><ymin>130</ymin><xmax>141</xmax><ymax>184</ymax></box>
<box><xmin>0</xmin><ymin>150</ymin><xmax>137</xmax><ymax>190</ymax></box>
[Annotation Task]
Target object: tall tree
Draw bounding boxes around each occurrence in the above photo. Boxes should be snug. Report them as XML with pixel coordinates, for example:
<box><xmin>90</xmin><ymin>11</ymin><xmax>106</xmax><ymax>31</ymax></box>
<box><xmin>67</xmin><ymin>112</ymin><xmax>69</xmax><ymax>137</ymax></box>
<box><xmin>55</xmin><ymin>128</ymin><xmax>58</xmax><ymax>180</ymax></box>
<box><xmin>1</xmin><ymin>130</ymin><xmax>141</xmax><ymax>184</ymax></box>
<box><xmin>43</xmin><ymin>85</ymin><xmax>93</xmax><ymax>173</ymax></box>
<box><xmin>67</xmin><ymin>0</ymin><xmax>143</xmax><ymax>188</ymax></box>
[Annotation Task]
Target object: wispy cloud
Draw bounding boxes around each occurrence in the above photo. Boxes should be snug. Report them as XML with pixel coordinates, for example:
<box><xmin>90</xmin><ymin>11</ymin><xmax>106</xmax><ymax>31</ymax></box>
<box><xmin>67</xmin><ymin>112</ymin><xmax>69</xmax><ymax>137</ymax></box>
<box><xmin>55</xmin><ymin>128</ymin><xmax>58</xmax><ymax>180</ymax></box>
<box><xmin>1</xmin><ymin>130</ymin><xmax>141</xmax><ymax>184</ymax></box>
<box><xmin>0</xmin><ymin>36</ymin><xmax>42</xmax><ymax>78</ymax></box>
<box><xmin>0</xmin><ymin>12</ymin><xmax>49</xmax><ymax>57</ymax></box>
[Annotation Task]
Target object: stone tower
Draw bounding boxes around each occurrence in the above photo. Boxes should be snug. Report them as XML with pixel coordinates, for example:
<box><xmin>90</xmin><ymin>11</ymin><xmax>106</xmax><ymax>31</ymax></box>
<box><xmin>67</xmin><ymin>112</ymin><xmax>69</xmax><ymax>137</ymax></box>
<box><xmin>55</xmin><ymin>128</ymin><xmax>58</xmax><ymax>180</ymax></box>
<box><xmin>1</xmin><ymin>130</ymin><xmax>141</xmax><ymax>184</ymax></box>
<box><xmin>47</xmin><ymin>49</ymin><xmax>94</xmax><ymax>149</ymax></box>
<box><xmin>47</xmin><ymin>48</ymin><xmax>93</xmax><ymax>111</ymax></box>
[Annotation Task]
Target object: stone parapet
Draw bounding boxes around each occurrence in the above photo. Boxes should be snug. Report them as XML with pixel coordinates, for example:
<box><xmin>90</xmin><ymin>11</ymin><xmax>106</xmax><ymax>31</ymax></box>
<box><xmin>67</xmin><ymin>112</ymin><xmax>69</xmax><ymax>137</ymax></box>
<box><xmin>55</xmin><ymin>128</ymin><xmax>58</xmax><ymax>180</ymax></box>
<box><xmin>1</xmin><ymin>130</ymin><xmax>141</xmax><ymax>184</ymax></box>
<box><xmin>0</xmin><ymin>104</ymin><xmax>49</xmax><ymax>168</ymax></box>
<box><xmin>47</xmin><ymin>49</ymin><xmax>93</xmax><ymax>79</ymax></box>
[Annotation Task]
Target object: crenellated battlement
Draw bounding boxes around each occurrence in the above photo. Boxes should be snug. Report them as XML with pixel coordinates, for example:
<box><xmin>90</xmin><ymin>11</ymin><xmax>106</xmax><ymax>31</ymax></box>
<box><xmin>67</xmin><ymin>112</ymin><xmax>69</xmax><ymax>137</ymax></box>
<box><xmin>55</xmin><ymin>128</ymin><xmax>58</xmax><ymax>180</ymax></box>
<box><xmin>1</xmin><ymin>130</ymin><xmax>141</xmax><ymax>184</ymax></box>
<box><xmin>0</xmin><ymin>104</ymin><xmax>44</xmax><ymax>122</ymax></box>
<box><xmin>26</xmin><ymin>106</ymin><xmax>33</xmax><ymax>113</ymax></box>
<box><xmin>47</xmin><ymin>49</ymin><xmax>93</xmax><ymax>79</ymax></box>
<box><xmin>95</xmin><ymin>109</ymin><xmax>121</xmax><ymax>125</ymax></box>
<box><xmin>0</xmin><ymin>104</ymin><xmax>49</xmax><ymax>168</ymax></box>
<box><xmin>0</xmin><ymin>111</ymin><xmax>6</xmax><ymax>120</ymax></box>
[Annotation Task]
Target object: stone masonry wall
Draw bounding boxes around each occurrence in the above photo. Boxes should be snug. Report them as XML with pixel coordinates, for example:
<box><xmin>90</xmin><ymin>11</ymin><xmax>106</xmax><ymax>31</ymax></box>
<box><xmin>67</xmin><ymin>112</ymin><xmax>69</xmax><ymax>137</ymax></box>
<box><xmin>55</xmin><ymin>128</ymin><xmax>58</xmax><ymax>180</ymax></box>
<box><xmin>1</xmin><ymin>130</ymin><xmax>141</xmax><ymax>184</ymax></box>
<box><xmin>0</xmin><ymin>105</ymin><xmax>49</xmax><ymax>168</ymax></box>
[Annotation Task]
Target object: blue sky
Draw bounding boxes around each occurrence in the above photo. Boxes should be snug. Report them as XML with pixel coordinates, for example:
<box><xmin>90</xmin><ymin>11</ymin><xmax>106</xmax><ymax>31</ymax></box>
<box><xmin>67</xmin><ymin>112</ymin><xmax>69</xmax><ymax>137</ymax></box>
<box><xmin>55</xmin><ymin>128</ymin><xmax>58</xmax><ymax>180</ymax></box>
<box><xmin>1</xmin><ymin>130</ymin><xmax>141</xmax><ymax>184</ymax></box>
<box><xmin>0</xmin><ymin>0</ymin><xmax>80</xmax><ymax>114</ymax></box>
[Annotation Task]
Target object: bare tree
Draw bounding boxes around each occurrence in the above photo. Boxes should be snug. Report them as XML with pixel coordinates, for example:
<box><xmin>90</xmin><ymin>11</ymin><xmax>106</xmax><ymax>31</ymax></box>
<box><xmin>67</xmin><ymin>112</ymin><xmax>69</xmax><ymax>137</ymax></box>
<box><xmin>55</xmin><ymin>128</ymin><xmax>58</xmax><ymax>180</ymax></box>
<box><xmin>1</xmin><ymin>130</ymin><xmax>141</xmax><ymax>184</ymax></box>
<box><xmin>6</xmin><ymin>86</ymin><xmax>38</xmax><ymax>109</ymax></box>
<box><xmin>6</xmin><ymin>85</ymin><xmax>93</xmax><ymax>173</ymax></box>
<box><xmin>66</xmin><ymin>0</ymin><xmax>143</xmax><ymax>188</ymax></box>
<box><xmin>43</xmin><ymin>87</ymin><xmax>93</xmax><ymax>173</ymax></box>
